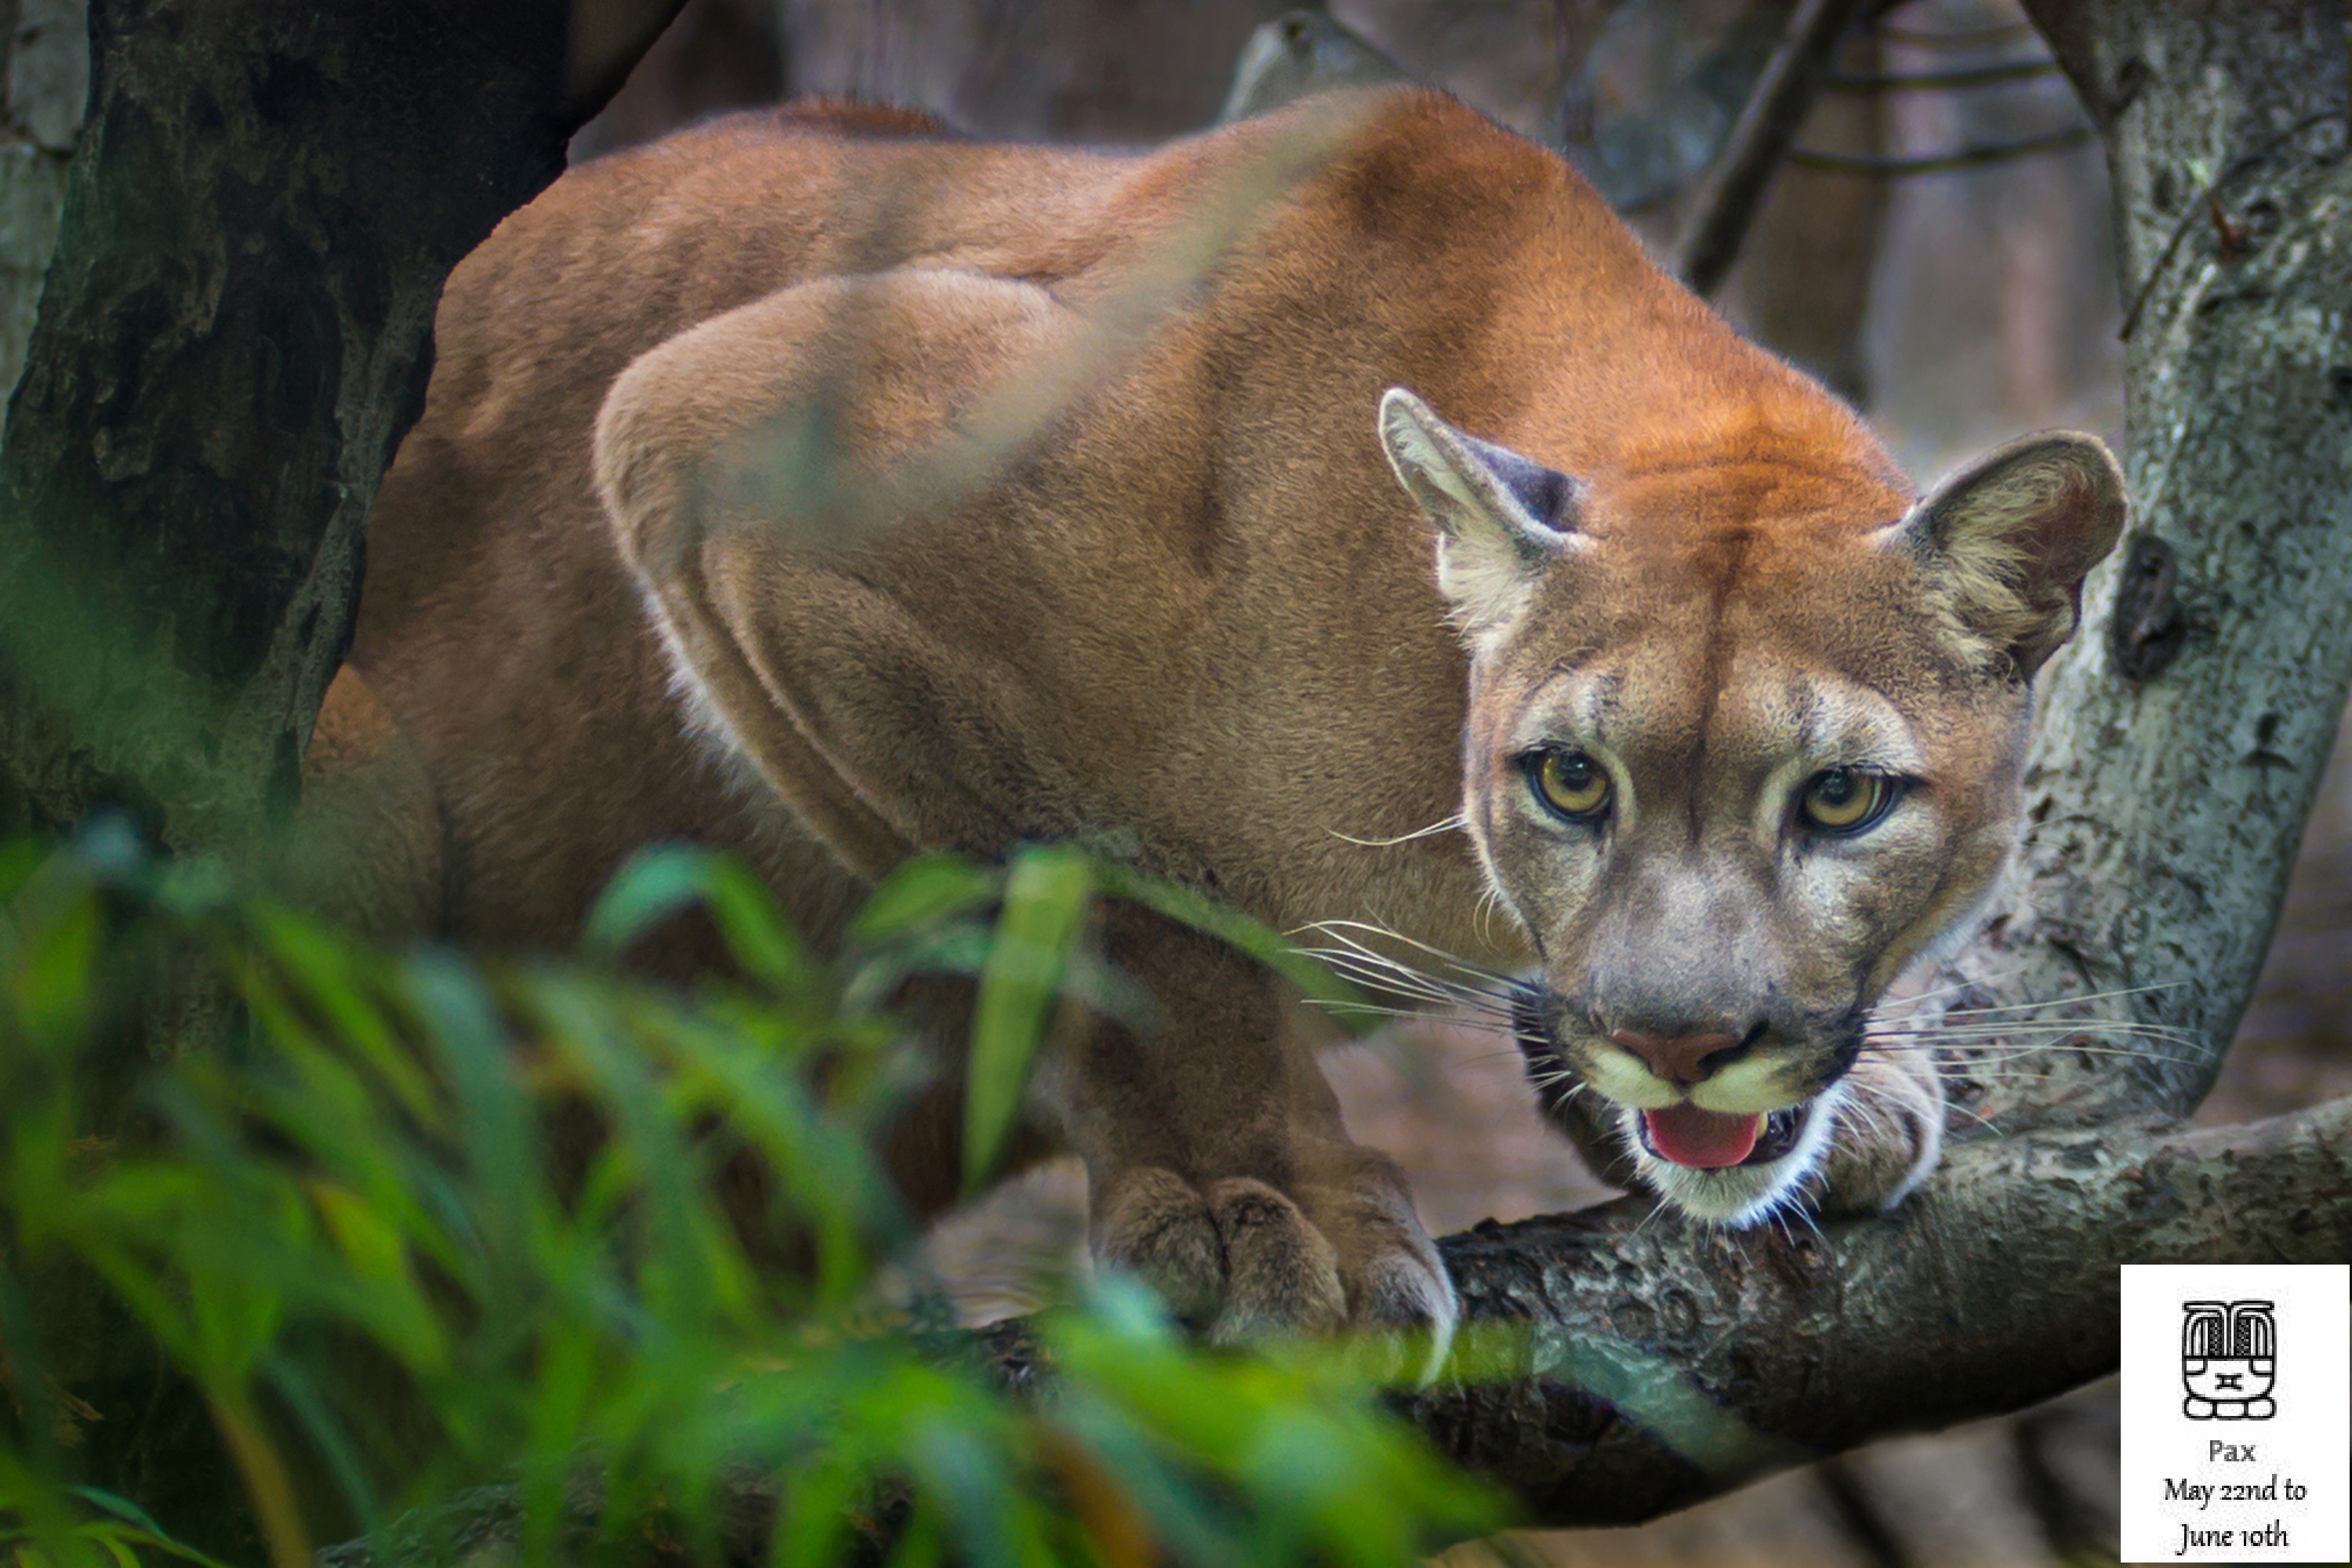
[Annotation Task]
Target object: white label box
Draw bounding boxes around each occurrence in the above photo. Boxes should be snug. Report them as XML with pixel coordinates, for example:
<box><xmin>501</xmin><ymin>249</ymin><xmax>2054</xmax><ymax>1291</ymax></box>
<box><xmin>2120</xmin><ymin>1265</ymin><xmax>2349</xmax><ymax>1563</ymax></box>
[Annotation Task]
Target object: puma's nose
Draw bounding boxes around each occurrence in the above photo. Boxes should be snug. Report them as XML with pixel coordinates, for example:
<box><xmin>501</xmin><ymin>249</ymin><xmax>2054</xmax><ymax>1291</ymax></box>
<box><xmin>1611</xmin><ymin>1029</ymin><xmax>1744</xmax><ymax>1087</ymax></box>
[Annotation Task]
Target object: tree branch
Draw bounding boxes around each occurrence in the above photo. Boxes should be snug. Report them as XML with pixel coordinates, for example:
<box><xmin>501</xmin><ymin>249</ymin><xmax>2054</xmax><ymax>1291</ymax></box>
<box><xmin>1671</xmin><ymin>0</ymin><xmax>1873</xmax><ymax>296</ymax></box>
<box><xmin>319</xmin><ymin>1095</ymin><xmax>2352</xmax><ymax>1560</ymax></box>
<box><xmin>1414</xmin><ymin>1095</ymin><xmax>2352</xmax><ymax>1525</ymax></box>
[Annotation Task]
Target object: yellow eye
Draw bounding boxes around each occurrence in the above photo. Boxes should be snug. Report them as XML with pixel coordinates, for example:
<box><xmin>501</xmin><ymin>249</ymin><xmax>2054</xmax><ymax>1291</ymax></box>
<box><xmin>1532</xmin><ymin>750</ymin><xmax>1612</xmax><ymax>822</ymax></box>
<box><xmin>1799</xmin><ymin>768</ymin><xmax>1896</xmax><ymax>834</ymax></box>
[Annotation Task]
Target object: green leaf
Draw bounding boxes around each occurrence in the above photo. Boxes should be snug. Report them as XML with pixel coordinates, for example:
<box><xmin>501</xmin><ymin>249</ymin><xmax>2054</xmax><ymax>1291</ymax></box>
<box><xmin>583</xmin><ymin>845</ymin><xmax>815</xmax><ymax>996</ymax></box>
<box><xmin>582</xmin><ymin>842</ymin><xmax>713</xmax><ymax>956</ymax></box>
<box><xmin>963</xmin><ymin>847</ymin><xmax>1094</xmax><ymax>1193</ymax></box>
<box><xmin>64</xmin><ymin>1490</ymin><xmax>169</xmax><ymax>1541</ymax></box>
<box><xmin>849</xmin><ymin>856</ymin><xmax>1001</xmax><ymax>944</ymax></box>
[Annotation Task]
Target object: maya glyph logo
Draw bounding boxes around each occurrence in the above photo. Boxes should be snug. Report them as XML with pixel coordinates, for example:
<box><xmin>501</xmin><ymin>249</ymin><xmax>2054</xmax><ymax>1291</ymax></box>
<box><xmin>2180</xmin><ymin>1299</ymin><xmax>2277</xmax><ymax>1421</ymax></box>
<box><xmin>2121</xmin><ymin>1265</ymin><xmax>2347</xmax><ymax>1563</ymax></box>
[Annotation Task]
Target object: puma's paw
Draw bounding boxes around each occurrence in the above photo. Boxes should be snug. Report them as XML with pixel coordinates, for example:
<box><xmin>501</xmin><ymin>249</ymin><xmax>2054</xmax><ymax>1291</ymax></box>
<box><xmin>1091</xmin><ymin>1161</ymin><xmax>1459</xmax><ymax>1381</ymax></box>
<box><xmin>1814</xmin><ymin>1046</ymin><xmax>1945</xmax><ymax>1217</ymax></box>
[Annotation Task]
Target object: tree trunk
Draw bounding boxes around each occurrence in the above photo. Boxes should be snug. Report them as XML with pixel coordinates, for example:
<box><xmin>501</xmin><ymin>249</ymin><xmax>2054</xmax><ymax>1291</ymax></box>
<box><xmin>1913</xmin><ymin>0</ymin><xmax>2352</xmax><ymax>1128</ymax></box>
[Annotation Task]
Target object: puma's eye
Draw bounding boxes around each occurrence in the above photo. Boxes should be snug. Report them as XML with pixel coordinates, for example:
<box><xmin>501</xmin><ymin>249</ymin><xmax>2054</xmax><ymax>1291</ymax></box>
<box><xmin>1799</xmin><ymin>767</ymin><xmax>1897</xmax><ymax>834</ymax></box>
<box><xmin>1530</xmin><ymin>750</ymin><xmax>1612</xmax><ymax>822</ymax></box>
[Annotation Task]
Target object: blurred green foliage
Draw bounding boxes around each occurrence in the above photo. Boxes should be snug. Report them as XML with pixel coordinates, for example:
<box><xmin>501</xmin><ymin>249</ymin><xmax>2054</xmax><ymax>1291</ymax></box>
<box><xmin>0</xmin><ymin>826</ymin><xmax>1502</xmax><ymax>1568</ymax></box>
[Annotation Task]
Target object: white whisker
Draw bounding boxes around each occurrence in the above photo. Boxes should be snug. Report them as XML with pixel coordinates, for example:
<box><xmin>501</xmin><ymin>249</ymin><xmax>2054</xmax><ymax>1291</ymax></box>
<box><xmin>1320</xmin><ymin>812</ymin><xmax>1466</xmax><ymax>848</ymax></box>
<box><xmin>1305</xmin><ymin>918</ymin><xmax>1524</xmax><ymax>988</ymax></box>
<box><xmin>1942</xmin><ymin>1098</ymin><xmax>2002</xmax><ymax>1133</ymax></box>
<box><xmin>1869</xmin><ymin>967</ymin><xmax>2029</xmax><ymax>1009</ymax></box>
<box><xmin>1474</xmin><ymin>885</ymin><xmax>1504</xmax><ymax>948</ymax></box>
<box><xmin>1874</xmin><ymin>979</ymin><xmax>2186</xmax><ymax>1021</ymax></box>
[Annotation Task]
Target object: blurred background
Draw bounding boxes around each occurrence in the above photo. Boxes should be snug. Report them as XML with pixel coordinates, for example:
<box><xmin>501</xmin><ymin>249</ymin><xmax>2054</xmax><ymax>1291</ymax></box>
<box><xmin>568</xmin><ymin>1</ymin><xmax>2349</xmax><ymax>1561</ymax></box>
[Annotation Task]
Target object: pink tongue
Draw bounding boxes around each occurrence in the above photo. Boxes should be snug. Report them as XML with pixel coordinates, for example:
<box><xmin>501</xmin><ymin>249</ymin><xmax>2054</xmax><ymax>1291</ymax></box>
<box><xmin>1643</xmin><ymin>1105</ymin><xmax>1764</xmax><ymax>1169</ymax></box>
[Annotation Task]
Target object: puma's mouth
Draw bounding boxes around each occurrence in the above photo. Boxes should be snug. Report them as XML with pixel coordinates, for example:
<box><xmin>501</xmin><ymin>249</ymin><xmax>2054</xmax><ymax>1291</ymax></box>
<box><xmin>1637</xmin><ymin>1102</ymin><xmax>1812</xmax><ymax>1169</ymax></box>
<box><xmin>1614</xmin><ymin>1083</ymin><xmax>1845</xmax><ymax>1225</ymax></box>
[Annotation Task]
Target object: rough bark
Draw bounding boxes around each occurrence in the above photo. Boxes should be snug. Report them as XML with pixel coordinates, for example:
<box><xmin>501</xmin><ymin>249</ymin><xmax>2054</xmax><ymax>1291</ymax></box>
<box><xmin>1415</xmin><ymin>1098</ymin><xmax>2352</xmax><ymax>1524</ymax></box>
<box><xmin>1912</xmin><ymin>0</ymin><xmax>2352</xmax><ymax>1128</ymax></box>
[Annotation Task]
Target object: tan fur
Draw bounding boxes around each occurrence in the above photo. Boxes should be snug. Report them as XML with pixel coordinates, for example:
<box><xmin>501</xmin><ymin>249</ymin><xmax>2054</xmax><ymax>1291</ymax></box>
<box><xmin>319</xmin><ymin>89</ymin><xmax>2123</xmax><ymax>1356</ymax></box>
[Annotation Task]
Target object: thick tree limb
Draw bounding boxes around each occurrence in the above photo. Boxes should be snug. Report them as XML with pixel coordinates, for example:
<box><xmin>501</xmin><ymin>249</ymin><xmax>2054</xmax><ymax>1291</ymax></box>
<box><xmin>1415</xmin><ymin>1096</ymin><xmax>2352</xmax><ymax>1525</ymax></box>
<box><xmin>318</xmin><ymin>1095</ymin><xmax>2352</xmax><ymax>1559</ymax></box>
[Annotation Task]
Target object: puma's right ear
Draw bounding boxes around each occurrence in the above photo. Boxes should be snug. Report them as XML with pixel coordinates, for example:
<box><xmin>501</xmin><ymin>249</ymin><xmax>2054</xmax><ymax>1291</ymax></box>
<box><xmin>1378</xmin><ymin>387</ymin><xmax>1584</xmax><ymax>635</ymax></box>
<box><xmin>1878</xmin><ymin>430</ymin><xmax>2127</xmax><ymax>677</ymax></box>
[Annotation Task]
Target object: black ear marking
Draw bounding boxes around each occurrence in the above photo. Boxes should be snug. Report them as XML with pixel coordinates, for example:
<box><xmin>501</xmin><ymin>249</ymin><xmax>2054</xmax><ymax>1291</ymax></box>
<box><xmin>1460</xmin><ymin>432</ymin><xmax>1582</xmax><ymax>534</ymax></box>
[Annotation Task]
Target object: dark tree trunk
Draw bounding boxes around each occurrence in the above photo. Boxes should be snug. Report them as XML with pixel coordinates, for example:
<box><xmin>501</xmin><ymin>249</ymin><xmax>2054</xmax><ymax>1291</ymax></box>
<box><xmin>0</xmin><ymin>0</ymin><xmax>668</xmax><ymax>857</ymax></box>
<box><xmin>0</xmin><ymin>0</ymin><xmax>86</xmax><ymax>416</ymax></box>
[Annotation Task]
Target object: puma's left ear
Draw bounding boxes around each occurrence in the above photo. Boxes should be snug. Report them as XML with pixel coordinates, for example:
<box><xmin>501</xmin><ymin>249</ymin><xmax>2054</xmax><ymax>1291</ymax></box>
<box><xmin>1881</xmin><ymin>430</ymin><xmax>2127</xmax><ymax>677</ymax></box>
<box><xmin>1378</xmin><ymin>387</ymin><xmax>1583</xmax><ymax>636</ymax></box>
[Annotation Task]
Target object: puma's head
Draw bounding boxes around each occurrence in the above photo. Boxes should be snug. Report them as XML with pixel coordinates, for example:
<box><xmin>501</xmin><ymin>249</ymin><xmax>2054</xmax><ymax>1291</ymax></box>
<box><xmin>1377</xmin><ymin>387</ymin><xmax>2125</xmax><ymax>1224</ymax></box>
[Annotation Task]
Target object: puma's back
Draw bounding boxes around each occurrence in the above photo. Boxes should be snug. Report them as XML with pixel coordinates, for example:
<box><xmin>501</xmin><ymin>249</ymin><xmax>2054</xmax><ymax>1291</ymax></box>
<box><xmin>356</xmin><ymin>87</ymin><xmax>1907</xmax><ymax>960</ymax></box>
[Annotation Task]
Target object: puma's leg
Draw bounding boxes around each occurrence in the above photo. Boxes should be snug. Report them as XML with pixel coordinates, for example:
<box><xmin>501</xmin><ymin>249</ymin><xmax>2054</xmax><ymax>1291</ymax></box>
<box><xmin>1062</xmin><ymin>907</ymin><xmax>1457</xmax><ymax>1373</ymax></box>
<box><xmin>593</xmin><ymin>270</ymin><xmax>1455</xmax><ymax>1359</ymax></box>
<box><xmin>275</xmin><ymin>666</ymin><xmax>443</xmax><ymax>942</ymax></box>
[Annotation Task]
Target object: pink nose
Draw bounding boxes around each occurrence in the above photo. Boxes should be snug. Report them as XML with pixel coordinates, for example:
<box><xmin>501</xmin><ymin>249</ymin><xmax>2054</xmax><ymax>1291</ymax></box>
<box><xmin>1611</xmin><ymin>1030</ymin><xmax>1741</xmax><ymax>1087</ymax></box>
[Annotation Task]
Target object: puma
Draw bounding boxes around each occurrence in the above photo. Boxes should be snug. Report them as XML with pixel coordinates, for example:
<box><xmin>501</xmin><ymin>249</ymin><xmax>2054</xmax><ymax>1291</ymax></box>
<box><xmin>315</xmin><ymin>88</ymin><xmax>2125</xmax><ymax>1360</ymax></box>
